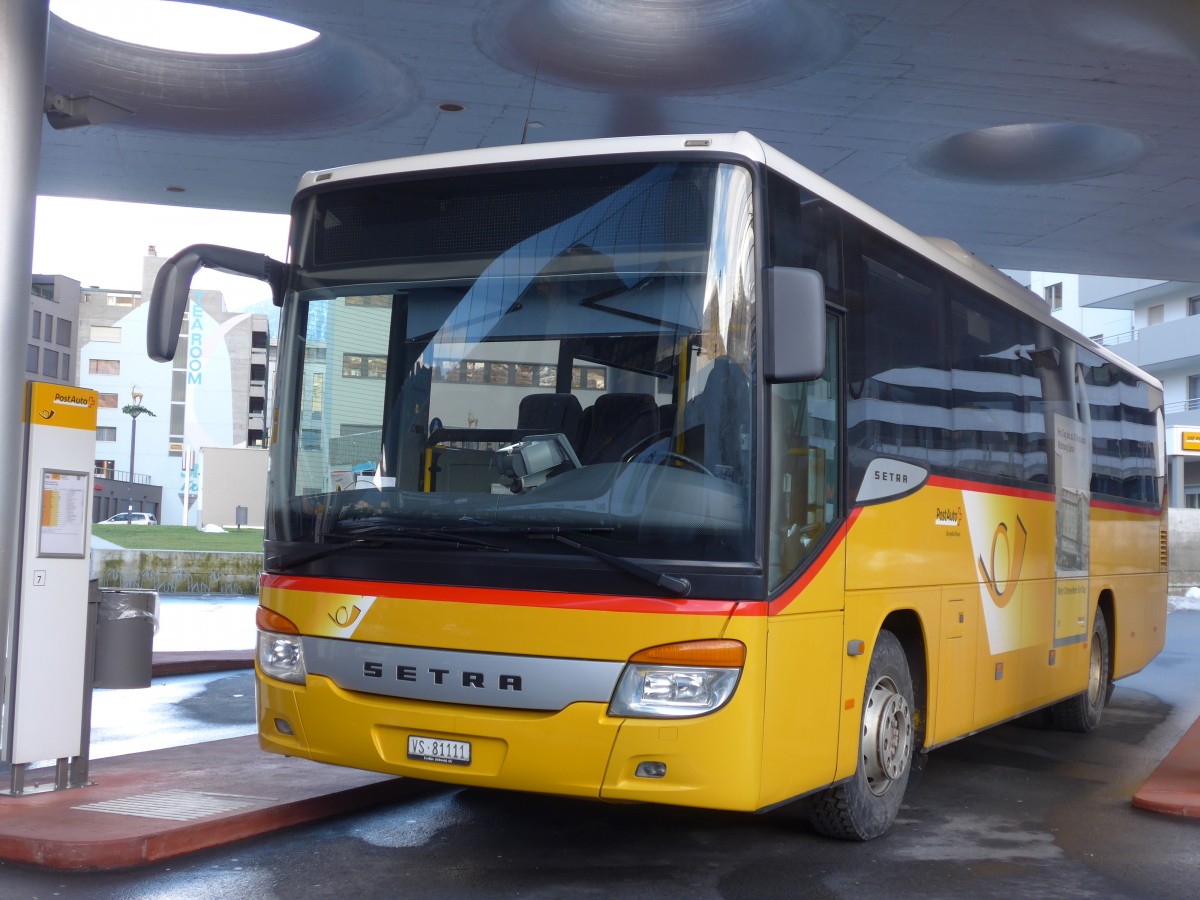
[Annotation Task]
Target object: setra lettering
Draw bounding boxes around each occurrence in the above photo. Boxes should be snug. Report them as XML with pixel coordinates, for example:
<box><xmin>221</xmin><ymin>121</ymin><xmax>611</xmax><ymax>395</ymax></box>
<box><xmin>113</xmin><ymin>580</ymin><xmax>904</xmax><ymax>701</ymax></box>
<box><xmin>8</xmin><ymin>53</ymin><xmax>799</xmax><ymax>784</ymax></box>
<box><xmin>360</xmin><ymin>660</ymin><xmax>523</xmax><ymax>692</ymax></box>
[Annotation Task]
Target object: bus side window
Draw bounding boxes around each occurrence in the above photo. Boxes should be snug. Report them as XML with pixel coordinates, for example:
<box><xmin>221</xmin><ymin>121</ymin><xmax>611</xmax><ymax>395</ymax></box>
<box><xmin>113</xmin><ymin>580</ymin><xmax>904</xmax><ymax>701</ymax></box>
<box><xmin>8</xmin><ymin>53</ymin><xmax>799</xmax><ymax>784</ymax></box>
<box><xmin>768</xmin><ymin>317</ymin><xmax>840</xmax><ymax>590</ymax></box>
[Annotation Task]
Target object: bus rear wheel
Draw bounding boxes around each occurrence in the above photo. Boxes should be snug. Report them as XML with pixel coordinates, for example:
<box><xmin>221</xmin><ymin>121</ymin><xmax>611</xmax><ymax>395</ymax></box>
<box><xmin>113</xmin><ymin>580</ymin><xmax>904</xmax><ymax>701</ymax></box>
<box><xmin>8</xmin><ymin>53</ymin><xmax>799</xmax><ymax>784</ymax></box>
<box><xmin>806</xmin><ymin>630</ymin><xmax>915</xmax><ymax>840</ymax></box>
<box><xmin>1048</xmin><ymin>610</ymin><xmax>1110</xmax><ymax>733</ymax></box>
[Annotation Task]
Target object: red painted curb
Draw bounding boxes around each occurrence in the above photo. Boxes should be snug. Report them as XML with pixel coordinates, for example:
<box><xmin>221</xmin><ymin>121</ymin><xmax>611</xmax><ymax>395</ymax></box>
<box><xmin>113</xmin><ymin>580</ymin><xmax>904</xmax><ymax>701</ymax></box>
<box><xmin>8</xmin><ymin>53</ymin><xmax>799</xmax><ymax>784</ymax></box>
<box><xmin>1132</xmin><ymin>714</ymin><xmax>1200</xmax><ymax>817</ymax></box>
<box><xmin>0</xmin><ymin>736</ymin><xmax>418</xmax><ymax>872</ymax></box>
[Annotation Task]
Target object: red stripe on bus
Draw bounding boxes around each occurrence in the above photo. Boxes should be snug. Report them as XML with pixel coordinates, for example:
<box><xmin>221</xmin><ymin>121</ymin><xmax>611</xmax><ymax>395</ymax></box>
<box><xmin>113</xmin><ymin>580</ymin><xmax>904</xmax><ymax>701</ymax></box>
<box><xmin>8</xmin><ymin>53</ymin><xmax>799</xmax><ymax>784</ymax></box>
<box><xmin>258</xmin><ymin>573</ymin><xmax>738</xmax><ymax>616</ymax></box>
<box><xmin>1090</xmin><ymin>497</ymin><xmax>1164</xmax><ymax>517</ymax></box>
<box><xmin>925</xmin><ymin>474</ymin><xmax>1053</xmax><ymax>502</ymax></box>
<box><xmin>929</xmin><ymin>474</ymin><xmax>1161</xmax><ymax>516</ymax></box>
<box><xmin>754</xmin><ymin>508</ymin><xmax>863</xmax><ymax>617</ymax></box>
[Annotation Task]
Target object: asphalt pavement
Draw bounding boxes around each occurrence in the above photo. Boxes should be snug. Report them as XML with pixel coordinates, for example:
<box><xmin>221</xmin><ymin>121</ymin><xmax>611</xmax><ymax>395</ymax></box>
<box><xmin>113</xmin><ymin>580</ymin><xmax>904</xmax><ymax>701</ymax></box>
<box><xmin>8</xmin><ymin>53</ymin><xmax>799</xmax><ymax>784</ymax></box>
<box><xmin>0</xmin><ymin>595</ymin><xmax>1197</xmax><ymax>874</ymax></box>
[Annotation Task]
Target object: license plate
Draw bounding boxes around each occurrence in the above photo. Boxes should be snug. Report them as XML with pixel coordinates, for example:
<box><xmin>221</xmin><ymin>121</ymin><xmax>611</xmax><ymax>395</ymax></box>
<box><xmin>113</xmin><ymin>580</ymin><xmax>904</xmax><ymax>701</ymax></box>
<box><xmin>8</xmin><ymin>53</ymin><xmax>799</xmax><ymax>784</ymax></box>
<box><xmin>407</xmin><ymin>735</ymin><xmax>471</xmax><ymax>766</ymax></box>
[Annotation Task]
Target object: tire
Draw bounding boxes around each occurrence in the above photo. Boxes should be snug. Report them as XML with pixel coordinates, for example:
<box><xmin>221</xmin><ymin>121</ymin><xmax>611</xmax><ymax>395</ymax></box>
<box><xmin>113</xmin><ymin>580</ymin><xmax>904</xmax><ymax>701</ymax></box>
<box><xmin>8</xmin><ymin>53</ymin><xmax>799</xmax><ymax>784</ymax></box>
<box><xmin>807</xmin><ymin>631</ymin><xmax>915</xmax><ymax>841</ymax></box>
<box><xmin>1048</xmin><ymin>610</ymin><xmax>1110</xmax><ymax>733</ymax></box>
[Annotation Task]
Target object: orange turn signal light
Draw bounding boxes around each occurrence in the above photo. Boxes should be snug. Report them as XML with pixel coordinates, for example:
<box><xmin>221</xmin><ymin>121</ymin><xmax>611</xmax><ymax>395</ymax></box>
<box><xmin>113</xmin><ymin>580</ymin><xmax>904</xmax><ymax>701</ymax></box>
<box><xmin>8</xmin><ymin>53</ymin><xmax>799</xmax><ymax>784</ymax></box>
<box><xmin>256</xmin><ymin>606</ymin><xmax>300</xmax><ymax>635</ymax></box>
<box><xmin>629</xmin><ymin>639</ymin><xmax>746</xmax><ymax>667</ymax></box>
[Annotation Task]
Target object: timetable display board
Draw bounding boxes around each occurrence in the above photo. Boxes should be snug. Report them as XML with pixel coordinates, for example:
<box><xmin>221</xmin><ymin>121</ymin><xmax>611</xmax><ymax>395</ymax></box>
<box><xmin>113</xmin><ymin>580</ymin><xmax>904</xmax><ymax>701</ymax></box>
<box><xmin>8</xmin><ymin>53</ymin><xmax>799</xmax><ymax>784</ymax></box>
<box><xmin>38</xmin><ymin>469</ymin><xmax>89</xmax><ymax>558</ymax></box>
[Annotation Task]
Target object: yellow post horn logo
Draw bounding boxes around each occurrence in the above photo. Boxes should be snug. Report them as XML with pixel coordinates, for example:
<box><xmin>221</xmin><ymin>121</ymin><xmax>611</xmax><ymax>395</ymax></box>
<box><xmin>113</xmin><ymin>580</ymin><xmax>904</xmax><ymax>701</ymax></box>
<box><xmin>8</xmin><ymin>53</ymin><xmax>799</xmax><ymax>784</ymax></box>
<box><xmin>329</xmin><ymin>605</ymin><xmax>362</xmax><ymax>628</ymax></box>
<box><xmin>977</xmin><ymin>516</ymin><xmax>1027</xmax><ymax>609</ymax></box>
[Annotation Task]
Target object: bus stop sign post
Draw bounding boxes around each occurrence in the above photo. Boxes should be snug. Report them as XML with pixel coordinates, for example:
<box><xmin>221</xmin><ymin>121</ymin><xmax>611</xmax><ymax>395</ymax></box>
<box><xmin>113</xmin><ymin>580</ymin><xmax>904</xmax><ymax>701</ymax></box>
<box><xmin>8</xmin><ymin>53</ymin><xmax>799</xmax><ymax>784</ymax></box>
<box><xmin>1</xmin><ymin>382</ymin><xmax>98</xmax><ymax>795</ymax></box>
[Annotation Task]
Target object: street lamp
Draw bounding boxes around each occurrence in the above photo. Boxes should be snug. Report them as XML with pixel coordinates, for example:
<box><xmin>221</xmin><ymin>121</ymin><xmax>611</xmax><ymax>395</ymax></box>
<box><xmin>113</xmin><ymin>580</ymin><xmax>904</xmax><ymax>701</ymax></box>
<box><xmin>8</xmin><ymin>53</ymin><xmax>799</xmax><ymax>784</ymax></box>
<box><xmin>121</xmin><ymin>387</ymin><xmax>155</xmax><ymax>522</ymax></box>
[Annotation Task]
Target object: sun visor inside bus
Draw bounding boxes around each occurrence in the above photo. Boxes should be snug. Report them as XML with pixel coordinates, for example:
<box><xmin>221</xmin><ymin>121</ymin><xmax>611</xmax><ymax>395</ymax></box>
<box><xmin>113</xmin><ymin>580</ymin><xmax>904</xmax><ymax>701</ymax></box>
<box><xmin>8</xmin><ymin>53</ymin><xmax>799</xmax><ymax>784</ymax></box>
<box><xmin>764</xmin><ymin>266</ymin><xmax>826</xmax><ymax>383</ymax></box>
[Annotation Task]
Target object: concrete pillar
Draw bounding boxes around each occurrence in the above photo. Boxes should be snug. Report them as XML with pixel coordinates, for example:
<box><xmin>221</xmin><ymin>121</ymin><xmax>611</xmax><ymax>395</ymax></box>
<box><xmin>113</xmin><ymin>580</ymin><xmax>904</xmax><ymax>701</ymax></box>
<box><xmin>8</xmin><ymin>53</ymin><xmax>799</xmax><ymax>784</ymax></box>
<box><xmin>0</xmin><ymin>0</ymin><xmax>51</xmax><ymax>728</ymax></box>
<box><xmin>1170</xmin><ymin>454</ymin><xmax>1187</xmax><ymax>508</ymax></box>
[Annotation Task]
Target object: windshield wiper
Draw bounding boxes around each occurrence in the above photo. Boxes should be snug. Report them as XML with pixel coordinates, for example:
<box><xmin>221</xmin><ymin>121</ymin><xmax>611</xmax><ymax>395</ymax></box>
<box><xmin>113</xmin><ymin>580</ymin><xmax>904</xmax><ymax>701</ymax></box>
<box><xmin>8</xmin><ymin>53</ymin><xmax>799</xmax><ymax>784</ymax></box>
<box><xmin>440</xmin><ymin>523</ymin><xmax>690</xmax><ymax>596</ymax></box>
<box><xmin>272</xmin><ymin>521</ymin><xmax>689</xmax><ymax>596</ymax></box>
<box><xmin>268</xmin><ymin>528</ymin><xmax>508</xmax><ymax>572</ymax></box>
<box><xmin>528</xmin><ymin>531</ymin><xmax>691</xmax><ymax>597</ymax></box>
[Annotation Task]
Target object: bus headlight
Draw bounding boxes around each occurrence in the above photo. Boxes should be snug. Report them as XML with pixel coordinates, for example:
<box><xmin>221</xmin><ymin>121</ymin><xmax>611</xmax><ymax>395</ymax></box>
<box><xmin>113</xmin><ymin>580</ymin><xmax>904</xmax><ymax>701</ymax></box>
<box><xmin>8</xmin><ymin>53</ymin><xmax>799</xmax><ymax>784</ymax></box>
<box><xmin>257</xmin><ymin>631</ymin><xmax>306</xmax><ymax>684</ymax></box>
<box><xmin>608</xmin><ymin>639</ymin><xmax>744</xmax><ymax>718</ymax></box>
<box><xmin>256</xmin><ymin>606</ymin><xmax>306</xmax><ymax>684</ymax></box>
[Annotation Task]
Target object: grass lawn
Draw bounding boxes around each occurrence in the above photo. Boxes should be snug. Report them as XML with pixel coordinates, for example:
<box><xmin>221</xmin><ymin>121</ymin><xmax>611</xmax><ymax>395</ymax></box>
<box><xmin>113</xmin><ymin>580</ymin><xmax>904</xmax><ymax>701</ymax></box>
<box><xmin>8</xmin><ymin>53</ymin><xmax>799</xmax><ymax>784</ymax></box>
<box><xmin>93</xmin><ymin>524</ymin><xmax>265</xmax><ymax>553</ymax></box>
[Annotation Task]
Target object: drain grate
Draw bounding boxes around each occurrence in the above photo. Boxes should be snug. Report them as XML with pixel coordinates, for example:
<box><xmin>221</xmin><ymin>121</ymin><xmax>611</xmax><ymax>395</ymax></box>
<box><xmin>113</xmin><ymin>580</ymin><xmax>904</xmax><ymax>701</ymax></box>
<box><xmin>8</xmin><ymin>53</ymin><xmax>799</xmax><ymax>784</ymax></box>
<box><xmin>72</xmin><ymin>789</ymin><xmax>274</xmax><ymax>821</ymax></box>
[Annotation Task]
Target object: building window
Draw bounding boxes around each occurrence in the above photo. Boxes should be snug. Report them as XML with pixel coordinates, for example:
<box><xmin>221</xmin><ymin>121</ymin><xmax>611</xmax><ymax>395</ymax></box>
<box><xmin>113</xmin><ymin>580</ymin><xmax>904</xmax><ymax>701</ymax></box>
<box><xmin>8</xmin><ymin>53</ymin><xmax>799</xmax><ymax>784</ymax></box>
<box><xmin>571</xmin><ymin>366</ymin><xmax>607</xmax><ymax>390</ymax></box>
<box><xmin>300</xmin><ymin>429</ymin><xmax>322</xmax><ymax>450</ymax></box>
<box><xmin>31</xmin><ymin>310</ymin><xmax>40</xmax><ymax>339</ymax></box>
<box><xmin>56</xmin><ymin>319</ymin><xmax>72</xmax><ymax>347</ymax></box>
<box><xmin>1043</xmin><ymin>282</ymin><xmax>1063</xmax><ymax>310</ymax></box>
<box><xmin>26</xmin><ymin>344</ymin><xmax>38</xmax><ymax>374</ymax></box>
<box><xmin>1148</xmin><ymin>304</ymin><xmax>1165</xmax><ymax>326</ymax></box>
<box><xmin>98</xmin><ymin>392</ymin><xmax>119</xmax><ymax>408</ymax></box>
<box><xmin>1190</xmin><ymin>296</ymin><xmax>1200</xmax><ymax>317</ymax></box>
<box><xmin>31</xmin><ymin>282</ymin><xmax>54</xmax><ymax>300</ymax></box>
<box><xmin>342</xmin><ymin>353</ymin><xmax>387</xmax><ymax>378</ymax></box>
<box><xmin>41</xmin><ymin>349</ymin><xmax>58</xmax><ymax>378</ymax></box>
<box><xmin>89</xmin><ymin>359</ymin><xmax>120</xmax><ymax>375</ymax></box>
<box><xmin>344</xmin><ymin>295</ymin><xmax>391</xmax><ymax>308</ymax></box>
<box><xmin>96</xmin><ymin>426</ymin><xmax>117</xmax><ymax>442</ymax></box>
<box><xmin>61</xmin><ymin>355</ymin><xmax>71</xmax><ymax>382</ymax></box>
<box><xmin>310</xmin><ymin>372</ymin><xmax>324</xmax><ymax>414</ymax></box>
<box><xmin>1189</xmin><ymin>374</ymin><xmax>1200</xmax><ymax>411</ymax></box>
<box><xmin>89</xmin><ymin>325</ymin><xmax>122</xmax><ymax>342</ymax></box>
<box><xmin>95</xmin><ymin>459</ymin><xmax>115</xmax><ymax>478</ymax></box>
<box><xmin>43</xmin><ymin>316</ymin><xmax>54</xmax><ymax>341</ymax></box>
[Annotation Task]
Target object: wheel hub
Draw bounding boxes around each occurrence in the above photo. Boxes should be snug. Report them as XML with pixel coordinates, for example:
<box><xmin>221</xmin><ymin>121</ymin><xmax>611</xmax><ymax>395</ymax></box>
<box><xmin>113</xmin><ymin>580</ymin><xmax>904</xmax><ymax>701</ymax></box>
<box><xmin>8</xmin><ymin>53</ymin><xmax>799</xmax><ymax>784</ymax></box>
<box><xmin>861</xmin><ymin>676</ymin><xmax>913</xmax><ymax>795</ymax></box>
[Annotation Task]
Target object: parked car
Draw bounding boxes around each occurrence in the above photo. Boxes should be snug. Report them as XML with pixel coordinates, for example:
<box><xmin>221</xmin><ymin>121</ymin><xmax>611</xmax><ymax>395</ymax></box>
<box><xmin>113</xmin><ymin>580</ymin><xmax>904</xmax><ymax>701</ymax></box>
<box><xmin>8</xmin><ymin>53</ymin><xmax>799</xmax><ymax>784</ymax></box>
<box><xmin>99</xmin><ymin>512</ymin><xmax>158</xmax><ymax>525</ymax></box>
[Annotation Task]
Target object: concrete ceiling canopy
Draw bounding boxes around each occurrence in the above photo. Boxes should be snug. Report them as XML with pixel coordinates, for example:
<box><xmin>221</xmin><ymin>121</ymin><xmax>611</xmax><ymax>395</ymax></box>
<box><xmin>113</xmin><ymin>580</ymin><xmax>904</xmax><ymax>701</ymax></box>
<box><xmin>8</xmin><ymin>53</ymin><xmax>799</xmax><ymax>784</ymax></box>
<box><xmin>476</xmin><ymin>0</ymin><xmax>854</xmax><ymax>94</ymax></box>
<box><xmin>909</xmin><ymin>123</ymin><xmax>1150</xmax><ymax>185</ymax></box>
<box><xmin>44</xmin><ymin>12</ymin><xmax>417</xmax><ymax>136</ymax></box>
<box><xmin>1030</xmin><ymin>0</ymin><xmax>1200</xmax><ymax>65</ymax></box>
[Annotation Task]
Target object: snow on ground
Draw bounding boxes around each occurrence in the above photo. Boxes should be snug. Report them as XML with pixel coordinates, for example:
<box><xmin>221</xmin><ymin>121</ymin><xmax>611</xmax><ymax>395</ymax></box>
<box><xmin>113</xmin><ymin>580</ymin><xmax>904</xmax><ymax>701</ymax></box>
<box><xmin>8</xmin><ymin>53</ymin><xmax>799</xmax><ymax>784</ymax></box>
<box><xmin>1169</xmin><ymin>587</ymin><xmax>1200</xmax><ymax>612</ymax></box>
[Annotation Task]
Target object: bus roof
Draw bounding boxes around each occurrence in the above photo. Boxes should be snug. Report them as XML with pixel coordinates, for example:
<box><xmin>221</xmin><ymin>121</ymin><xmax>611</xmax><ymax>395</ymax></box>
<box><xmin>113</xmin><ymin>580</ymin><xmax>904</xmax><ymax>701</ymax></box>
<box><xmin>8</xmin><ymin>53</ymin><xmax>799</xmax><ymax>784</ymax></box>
<box><xmin>294</xmin><ymin>132</ymin><xmax>1160</xmax><ymax>391</ymax></box>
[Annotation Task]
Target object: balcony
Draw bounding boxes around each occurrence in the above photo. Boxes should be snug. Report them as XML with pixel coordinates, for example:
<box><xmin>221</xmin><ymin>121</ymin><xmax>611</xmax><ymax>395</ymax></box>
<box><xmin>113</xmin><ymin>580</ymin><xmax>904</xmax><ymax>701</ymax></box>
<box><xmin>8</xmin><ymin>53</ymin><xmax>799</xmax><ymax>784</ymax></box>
<box><xmin>95</xmin><ymin>465</ymin><xmax>152</xmax><ymax>485</ymax></box>
<box><xmin>1099</xmin><ymin>314</ymin><xmax>1200</xmax><ymax>371</ymax></box>
<box><xmin>1164</xmin><ymin>398</ymin><xmax>1200</xmax><ymax>430</ymax></box>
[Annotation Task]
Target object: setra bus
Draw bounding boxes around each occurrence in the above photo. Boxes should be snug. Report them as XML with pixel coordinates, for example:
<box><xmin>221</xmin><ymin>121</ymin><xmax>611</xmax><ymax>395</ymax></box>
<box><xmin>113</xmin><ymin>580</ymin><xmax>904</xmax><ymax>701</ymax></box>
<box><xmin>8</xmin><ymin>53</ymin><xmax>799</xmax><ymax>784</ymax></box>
<box><xmin>148</xmin><ymin>133</ymin><xmax>1167</xmax><ymax>840</ymax></box>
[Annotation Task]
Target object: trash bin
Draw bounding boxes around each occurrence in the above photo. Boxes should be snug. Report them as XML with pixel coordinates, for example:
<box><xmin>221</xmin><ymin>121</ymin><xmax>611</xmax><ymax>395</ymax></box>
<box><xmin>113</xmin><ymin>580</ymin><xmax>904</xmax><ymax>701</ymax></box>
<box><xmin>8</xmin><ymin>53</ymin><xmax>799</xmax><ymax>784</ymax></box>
<box><xmin>93</xmin><ymin>589</ymin><xmax>158</xmax><ymax>689</ymax></box>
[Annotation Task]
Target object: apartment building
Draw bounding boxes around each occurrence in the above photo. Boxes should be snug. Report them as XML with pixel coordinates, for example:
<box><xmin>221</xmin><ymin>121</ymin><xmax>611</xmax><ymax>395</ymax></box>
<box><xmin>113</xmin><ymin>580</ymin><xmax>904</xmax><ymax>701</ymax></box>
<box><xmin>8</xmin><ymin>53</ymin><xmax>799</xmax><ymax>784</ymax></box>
<box><xmin>27</xmin><ymin>274</ymin><xmax>82</xmax><ymax>386</ymax></box>
<box><xmin>77</xmin><ymin>252</ymin><xmax>271</xmax><ymax>525</ymax></box>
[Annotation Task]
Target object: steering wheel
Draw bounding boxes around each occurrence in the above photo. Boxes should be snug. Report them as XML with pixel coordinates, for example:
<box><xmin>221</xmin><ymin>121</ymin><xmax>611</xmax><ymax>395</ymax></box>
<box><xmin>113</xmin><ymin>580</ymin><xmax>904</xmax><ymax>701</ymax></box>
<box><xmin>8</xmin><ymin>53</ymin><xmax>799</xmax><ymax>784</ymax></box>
<box><xmin>622</xmin><ymin>431</ymin><xmax>714</xmax><ymax>476</ymax></box>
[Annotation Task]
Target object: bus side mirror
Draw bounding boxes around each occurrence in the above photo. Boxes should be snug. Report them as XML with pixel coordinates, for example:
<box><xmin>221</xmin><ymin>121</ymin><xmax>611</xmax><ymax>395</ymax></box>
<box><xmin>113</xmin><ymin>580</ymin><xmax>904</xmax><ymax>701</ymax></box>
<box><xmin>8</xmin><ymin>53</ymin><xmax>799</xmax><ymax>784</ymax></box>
<box><xmin>764</xmin><ymin>266</ymin><xmax>826</xmax><ymax>383</ymax></box>
<box><xmin>147</xmin><ymin>243</ymin><xmax>287</xmax><ymax>362</ymax></box>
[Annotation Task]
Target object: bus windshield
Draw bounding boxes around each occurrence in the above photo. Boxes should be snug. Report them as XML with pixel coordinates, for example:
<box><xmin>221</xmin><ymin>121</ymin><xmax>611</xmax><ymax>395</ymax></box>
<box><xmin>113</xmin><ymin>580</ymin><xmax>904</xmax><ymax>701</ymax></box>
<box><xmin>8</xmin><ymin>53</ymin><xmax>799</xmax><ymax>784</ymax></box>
<box><xmin>272</xmin><ymin>161</ymin><xmax>758</xmax><ymax>566</ymax></box>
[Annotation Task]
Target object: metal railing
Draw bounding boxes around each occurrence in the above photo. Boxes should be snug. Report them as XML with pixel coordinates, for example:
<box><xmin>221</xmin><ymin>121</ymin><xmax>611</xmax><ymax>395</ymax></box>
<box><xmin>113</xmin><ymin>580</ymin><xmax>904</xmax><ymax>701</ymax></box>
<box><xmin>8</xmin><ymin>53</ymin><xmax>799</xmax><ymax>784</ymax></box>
<box><xmin>1164</xmin><ymin>399</ymin><xmax>1200</xmax><ymax>416</ymax></box>
<box><xmin>1098</xmin><ymin>329</ymin><xmax>1137</xmax><ymax>346</ymax></box>
<box><xmin>94</xmin><ymin>467</ymin><xmax>152</xmax><ymax>485</ymax></box>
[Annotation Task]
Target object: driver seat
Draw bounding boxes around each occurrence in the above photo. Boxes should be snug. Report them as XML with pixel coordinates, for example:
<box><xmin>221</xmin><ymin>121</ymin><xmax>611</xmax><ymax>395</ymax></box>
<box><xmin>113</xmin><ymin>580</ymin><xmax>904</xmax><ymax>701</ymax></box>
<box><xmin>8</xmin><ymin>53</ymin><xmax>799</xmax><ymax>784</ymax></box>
<box><xmin>579</xmin><ymin>393</ymin><xmax>659</xmax><ymax>465</ymax></box>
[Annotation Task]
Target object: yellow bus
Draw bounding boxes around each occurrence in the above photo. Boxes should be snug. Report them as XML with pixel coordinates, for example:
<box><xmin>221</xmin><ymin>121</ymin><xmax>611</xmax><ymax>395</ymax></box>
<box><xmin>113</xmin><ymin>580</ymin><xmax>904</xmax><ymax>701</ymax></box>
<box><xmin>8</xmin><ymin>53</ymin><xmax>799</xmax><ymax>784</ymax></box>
<box><xmin>148</xmin><ymin>133</ymin><xmax>1167</xmax><ymax>840</ymax></box>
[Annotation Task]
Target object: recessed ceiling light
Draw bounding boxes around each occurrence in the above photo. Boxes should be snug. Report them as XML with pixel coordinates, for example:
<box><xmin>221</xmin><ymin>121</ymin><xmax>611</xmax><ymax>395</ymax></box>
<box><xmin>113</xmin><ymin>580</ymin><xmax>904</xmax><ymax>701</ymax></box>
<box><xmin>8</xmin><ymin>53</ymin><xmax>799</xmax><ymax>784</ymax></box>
<box><xmin>165</xmin><ymin>185</ymin><xmax>186</xmax><ymax>193</ymax></box>
<box><xmin>910</xmin><ymin>123</ymin><xmax>1149</xmax><ymax>184</ymax></box>
<box><xmin>478</xmin><ymin>0</ymin><xmax>853</xmax><ymax>93</ymax></box>
<box><xmin>438</xmin><ymin>102</ymin><xmax>465</xmax><ymax>113</ymax></box>
<box><xmin>50</xmin><ymin>0</ymin><xmax>318</xmax><ymax>55</ymax></box>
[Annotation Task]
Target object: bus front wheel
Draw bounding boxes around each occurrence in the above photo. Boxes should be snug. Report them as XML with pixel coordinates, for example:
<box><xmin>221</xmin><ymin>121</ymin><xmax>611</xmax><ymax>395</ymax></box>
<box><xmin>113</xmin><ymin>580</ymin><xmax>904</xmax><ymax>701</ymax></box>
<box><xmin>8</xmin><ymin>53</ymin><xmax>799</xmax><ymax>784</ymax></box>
<box><xmin>1048</xmin><ymin>610</ymin><xmax>1110</xmax><ymax>733</ymax></box>
<box><xmin>806</xmin><ymin>630</ymin><xmax>915</xmax><ymax>840</ymax></box>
